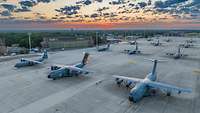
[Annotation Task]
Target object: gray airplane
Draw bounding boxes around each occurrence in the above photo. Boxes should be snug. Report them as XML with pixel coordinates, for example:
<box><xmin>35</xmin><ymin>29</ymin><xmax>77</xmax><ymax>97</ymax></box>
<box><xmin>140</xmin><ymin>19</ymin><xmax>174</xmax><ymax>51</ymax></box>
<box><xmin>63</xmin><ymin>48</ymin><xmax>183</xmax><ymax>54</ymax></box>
<box><xmin>151</xmin><ymin>39</ymin><xmax>162</xmax><ymax>46</ymax></box>
<box><xmin>166</xmin><ymin>45</ymin><xmax>188</xmax><ymax>59</ymax></box>
<box><xmin>97</xmin><ymin>43</ymin><xmax>111</xmax><ymax>52</ymax></box>
<box><xmin>163</xmin><ymin>38</ymin><xmax>172</xmax><ymax>42</ymax></box>
<box><xmin>124</xmin><ymin>42</ymin><xmax>141</xmax><ymax>55</ymax></box>
<box><xmin>113</xmin><ymin>59</ymin><xmax>192</xmax><ymax>102</ymax></box>
<box><xmin>14</xmin><ymin>50</ymin><xmax>48</xmax><ymax>68</ymax></box>
<box><xmin>180</xmin><ymin>41</ymin><xmax>194</xmax><ymax>48</ymax></box>
<box><xmin>47</xmin><ymin>52</ymin><xmax>91</xmax><ymax>80</ymax></box>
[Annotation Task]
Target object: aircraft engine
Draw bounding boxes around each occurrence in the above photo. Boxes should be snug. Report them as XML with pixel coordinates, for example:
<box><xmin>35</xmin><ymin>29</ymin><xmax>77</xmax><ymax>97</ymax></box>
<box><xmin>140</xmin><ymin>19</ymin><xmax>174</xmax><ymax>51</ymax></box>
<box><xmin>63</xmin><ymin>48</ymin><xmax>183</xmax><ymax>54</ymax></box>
<box><xmin>116</xmin><ymin>78</ymin><xmax>123</xmax><ymax>85</ymax></box>
<box><xmin>126</xmin><ymin>81</ymin><xmax>132</xmax><ymax>88</ymax></box>
<box><xmin>51</xmin><ymin>66</ymin><xmax>61</xmax><ymax>70</ymax></box>
<box><xmin>167</xmin><ymin>92</ymin><xmax>171</xmax><ymax>96</ymax></box>
<box><xmin>21</xmin><ymin>58</ymin><xmax>25</xmax><ymax>62</ymax></box>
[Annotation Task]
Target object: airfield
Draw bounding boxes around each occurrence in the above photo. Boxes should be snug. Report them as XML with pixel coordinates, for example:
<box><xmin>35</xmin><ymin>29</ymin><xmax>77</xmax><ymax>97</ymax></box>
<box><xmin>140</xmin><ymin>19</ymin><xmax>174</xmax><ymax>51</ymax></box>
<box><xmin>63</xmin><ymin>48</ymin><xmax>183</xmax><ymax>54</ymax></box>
<box><xmin>0</xmin><ymin>36</ymin><xmax>200</xmax><ymax>113</ymax></box>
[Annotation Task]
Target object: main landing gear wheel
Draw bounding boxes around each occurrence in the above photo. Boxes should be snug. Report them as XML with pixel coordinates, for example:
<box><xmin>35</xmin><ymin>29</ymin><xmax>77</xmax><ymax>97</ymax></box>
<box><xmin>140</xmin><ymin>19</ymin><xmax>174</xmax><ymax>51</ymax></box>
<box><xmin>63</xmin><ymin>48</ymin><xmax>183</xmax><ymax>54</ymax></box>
<box><xmin>167</xmin><ymin>92</ymin><xmax>171</xmax><ymax>96</ymax></box>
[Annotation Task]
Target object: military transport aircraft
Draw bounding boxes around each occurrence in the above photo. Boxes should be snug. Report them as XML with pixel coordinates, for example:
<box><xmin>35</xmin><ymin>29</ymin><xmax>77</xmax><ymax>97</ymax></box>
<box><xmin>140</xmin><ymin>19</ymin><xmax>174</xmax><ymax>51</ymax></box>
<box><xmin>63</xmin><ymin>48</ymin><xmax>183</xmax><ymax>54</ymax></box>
<box><xmin>180</xmin><ymin>41</ymin><xmax>194</xmax><ymax>48</ymax></box>
<box><xmin>14</xmin><ymin>50</ymin><xmax>48</xmax><ymax>68</ymax></box>
<box><xmin>146</xmin><ymin>38</ymin><xmax>153</xmax><ymax>41</ymax></box>
<box><xmin>47</xmin><ymin>52</ymin><xmax>91</xmax><ymax>80</ymax></box>
<box><xmin>124</xmin><ymin>42</ymin><xmax>141</xmax><ymax>55</ymax></box>
<box><xmin>113</xmin><ymin>59</ymin><xmax>192</xmax><ymax>102</ymax></box>
<box><xmin>97</xmin><ymin>43</ymin><xmax>111</xmax><ymax>52</ymax></box>
<box><xmin>163</xmin><ymin>38</ymin><xmax>172</xmax><ymax>42</ymax></box>
<box><xmin>129</xmin><ymin>40</ymin><xmax>137</xmax><ymax>45</ymax></box>
<box><xmin>166</xmin><ymin>45</ymin><xmax>188</xmax><ymax>59</ymax></box>
<box><xmin>151</xmin><ymin>39</ymin><xmax>162</xmax><ymax>46</ymax></box>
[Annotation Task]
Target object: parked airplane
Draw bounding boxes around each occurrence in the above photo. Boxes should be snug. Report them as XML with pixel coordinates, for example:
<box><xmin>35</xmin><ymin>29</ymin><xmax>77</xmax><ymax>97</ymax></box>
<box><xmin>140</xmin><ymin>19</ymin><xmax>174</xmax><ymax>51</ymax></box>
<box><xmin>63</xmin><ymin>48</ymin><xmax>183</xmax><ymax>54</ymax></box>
<box><xmin>166</xmin><ymin>45</ymin><xmax>188</xmax><ymax>59</ymax></box>
<box><xmin>14</xmin><ymin>50</ymin><xmax>48</xmax><ymax>68</ymax></box>
<box><xmin>151</xmin><ymin>39</ymin><xmax>162</xmax><ymax>46</ymax></box>
<box><xmin>107</xmin><ymin>38</ymin><xmax>122</xmax><ymax>44</ymax></box>
<box><xmin>186</xmin><ymin>39</ymin><xmax>196</xmax><ymax>43</ymax></box>
<box><xmin>47</xmin><ymin>52</ymin><xmax>90</xmax><ymax>80</ymax></box>
<box><xmin>129</xmin><ymin>40</ymin><xmax>137</xmax><ymax>45</ymax></box>
<box><xmin>97</xmin><ymin>43</ymin><xmax>110</xmax><ymax>52</ymax></box>
<box><xmin>113</xmin><ymin>59</ymin><xmax>192</xmax><ymax>102</ymax></box>
<box><xmin>163</xmin><ymin>38</ymin><xmax>172</xmax><ymax>42</ymax></box>
<box><xmin>124</xmin><ymin>42</ymin><xmax>141</xmax><ymax>55</ymax></box>
<box><xmin>146</xmin><ymin>38</ymin><xmax>153</xmax><ymax>41</ymax></box>
<box><xmin>180</xmin><ymin>41</ymin><xmax>194</xmax><ymax>48</ymax></box>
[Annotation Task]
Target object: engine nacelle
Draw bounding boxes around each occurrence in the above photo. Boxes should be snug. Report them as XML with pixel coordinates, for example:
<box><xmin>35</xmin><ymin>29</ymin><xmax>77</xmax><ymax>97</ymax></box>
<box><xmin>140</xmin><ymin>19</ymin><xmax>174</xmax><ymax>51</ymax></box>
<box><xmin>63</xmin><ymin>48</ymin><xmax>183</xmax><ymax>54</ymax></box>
<box><xmin>126</xmin><ymin>81</ymin><xmax>132</xmax><ymax>88</ymax></box>
<box><xmin>115</xmin><ymin>78</ymin><xmax>123</xmax><ymax>85</ymax></box>
<box><xmin>51</xmin><ymin>66</ymin><xmax>61</xmax><ymax>70</ymax></box>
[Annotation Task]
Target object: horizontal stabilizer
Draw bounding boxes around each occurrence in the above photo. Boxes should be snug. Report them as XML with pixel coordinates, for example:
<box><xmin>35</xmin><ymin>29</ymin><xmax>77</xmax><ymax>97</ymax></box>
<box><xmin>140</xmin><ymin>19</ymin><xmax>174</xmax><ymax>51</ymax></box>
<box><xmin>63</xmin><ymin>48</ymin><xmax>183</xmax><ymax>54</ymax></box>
<box><xmin>144</xmin><ymin>58</ymin><xmax>167</xmax><ymax>63</ymax></box>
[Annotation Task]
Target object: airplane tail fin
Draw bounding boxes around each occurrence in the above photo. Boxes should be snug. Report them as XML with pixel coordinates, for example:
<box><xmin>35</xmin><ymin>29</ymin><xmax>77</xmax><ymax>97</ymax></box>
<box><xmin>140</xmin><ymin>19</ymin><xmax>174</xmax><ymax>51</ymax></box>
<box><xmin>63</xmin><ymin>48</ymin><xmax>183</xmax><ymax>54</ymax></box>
<box><xmin>42</xmin><ymin>50</ymin><xmax>48</xmax><ymax>59</ymax></box>
<box><xmin>107</xmin><ymin>43</ymin><xmax>110</xmax><ymax>49</ymax></box>
<box><xmin>145</xmin><ymin>58</ymin><xmax>167</xmax><ymax>81</ymax></box>
<box><xmin>135</xmin><ymin>42</ymin><xmax>138</xmax><ymax>50</ymax></box>
<box><xmin>178</xmin><ymin>45</ymin><xmax>181</xmax><ymax>55</ymax></box>
<box><xmin>82</xmin><ymin>52</ymin><xmax>90</xmax><ymax>65</ymax></box>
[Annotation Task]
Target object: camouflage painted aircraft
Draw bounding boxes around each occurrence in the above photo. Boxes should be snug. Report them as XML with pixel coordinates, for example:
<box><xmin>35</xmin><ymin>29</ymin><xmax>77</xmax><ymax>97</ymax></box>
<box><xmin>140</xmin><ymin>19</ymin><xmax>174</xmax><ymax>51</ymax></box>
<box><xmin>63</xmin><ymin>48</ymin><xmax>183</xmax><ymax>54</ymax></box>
<box><xmin>47</xmin><ymin>52</ymin><xmax>91</xmax><ymax>80</ymax></box>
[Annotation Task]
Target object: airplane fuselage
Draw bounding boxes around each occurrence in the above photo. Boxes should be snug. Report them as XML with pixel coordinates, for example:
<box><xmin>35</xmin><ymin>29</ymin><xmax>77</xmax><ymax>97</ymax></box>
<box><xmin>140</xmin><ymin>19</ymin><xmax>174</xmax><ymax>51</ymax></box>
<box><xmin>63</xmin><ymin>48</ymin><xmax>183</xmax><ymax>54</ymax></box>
<box><xmin>48</xmin><ymin>63</ymin><xmax>88</xmax><ymax>80</ymax></box>
<box><xmin>129</xmin><ymin>73</ymin><xmax>156</xmax><ymax>102</ymax></box>
<box><xmin>128</xmin><ymin>50</ymin><xmax>141</xmax><ymax>55</ymax></box>
<box><xmin>98</xmin><ymin>48</ymin><xmax>108</xmax><ymax>52</ymax></box>
<box><xmin>48</xmin><ymin>66</ymin><xmax>88</xmax><ymax>80</ymax></box>
<box><xmin>14</xmin><ymin>61</ymin><xmax>37</xmax><ymax>68</ymax></box>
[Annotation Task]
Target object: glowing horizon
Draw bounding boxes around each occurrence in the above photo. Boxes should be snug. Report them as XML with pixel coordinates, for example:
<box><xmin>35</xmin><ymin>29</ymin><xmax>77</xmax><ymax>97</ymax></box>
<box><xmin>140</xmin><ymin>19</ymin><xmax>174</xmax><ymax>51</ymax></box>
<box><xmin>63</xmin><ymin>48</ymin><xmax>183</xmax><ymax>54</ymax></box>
<box><xmin>0</xmin><ymin>0</ymin><xmax>199</xmax><ymax>29</ymax></box>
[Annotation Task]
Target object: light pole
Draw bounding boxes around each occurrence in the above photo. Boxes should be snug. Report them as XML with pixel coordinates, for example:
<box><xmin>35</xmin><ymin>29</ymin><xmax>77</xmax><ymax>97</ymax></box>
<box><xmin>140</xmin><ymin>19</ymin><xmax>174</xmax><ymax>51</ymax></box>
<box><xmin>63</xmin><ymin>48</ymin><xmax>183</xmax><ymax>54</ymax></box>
<box><xmin>28</xmin><ymin>32</ymin><xmax>32</xmax><ymax>53</ymax></box>
<box><xmin>96</xmin><ymin>32</ymin><xmax>98</xmax><ymax>48</ymax></box>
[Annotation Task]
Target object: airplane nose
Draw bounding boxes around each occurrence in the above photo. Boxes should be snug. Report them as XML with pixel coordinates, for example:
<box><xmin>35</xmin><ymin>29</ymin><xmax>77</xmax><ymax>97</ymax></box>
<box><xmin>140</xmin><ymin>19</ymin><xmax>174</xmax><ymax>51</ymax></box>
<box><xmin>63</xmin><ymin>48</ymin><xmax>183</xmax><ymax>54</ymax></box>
<box><xmin>14</xmin><ymin>64</ymin><xmax>19</xmax><ymax>68</ymax></box>
<box><xmin>47</xmin><ymin>75</ymin><xmax>51</xmax><ymax>78</ymax></box>
<box><xmin>128</xmin><ymin>96</ymin><xmax>133</xmax><ymax>102</ymax></box>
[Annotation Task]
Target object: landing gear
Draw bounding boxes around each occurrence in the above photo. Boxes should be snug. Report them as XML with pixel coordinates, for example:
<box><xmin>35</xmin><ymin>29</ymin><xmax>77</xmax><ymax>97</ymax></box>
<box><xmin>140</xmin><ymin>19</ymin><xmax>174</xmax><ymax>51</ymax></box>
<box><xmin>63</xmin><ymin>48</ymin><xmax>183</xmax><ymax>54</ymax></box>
<box><xmin>128</xmin><ymin>96</ymin><xmax>136</xmax><ymax>103</ymax></box>
<box><xmin>167</xmin><ymin>92</ymin><xmax>171</xmax><ymax>96</ymax></box>
<box><xmin>129</xmin><ymin>96</ymin><xmax>133</xmax><ymax>102</ymax></box>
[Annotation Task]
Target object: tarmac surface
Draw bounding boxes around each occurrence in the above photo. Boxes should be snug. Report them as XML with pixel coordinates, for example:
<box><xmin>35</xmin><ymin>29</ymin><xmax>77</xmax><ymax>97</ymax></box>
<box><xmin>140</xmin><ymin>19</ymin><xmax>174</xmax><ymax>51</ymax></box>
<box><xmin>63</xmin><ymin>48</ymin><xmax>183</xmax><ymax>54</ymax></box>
<box><xmin>0</xmin><ymin>36</ymin><xmax>200</xmax><ymax>113</ymax></box>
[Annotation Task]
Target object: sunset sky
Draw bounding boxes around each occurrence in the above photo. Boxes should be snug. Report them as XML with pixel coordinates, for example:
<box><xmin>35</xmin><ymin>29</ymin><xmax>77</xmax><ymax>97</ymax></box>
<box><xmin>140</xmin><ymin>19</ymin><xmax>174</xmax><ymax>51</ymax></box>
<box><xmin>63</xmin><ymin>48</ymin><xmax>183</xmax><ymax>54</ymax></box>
<box><xmin>0</xmin><ymin>0</ymin><xmax>199</xmax><ymax>29</ymax></box>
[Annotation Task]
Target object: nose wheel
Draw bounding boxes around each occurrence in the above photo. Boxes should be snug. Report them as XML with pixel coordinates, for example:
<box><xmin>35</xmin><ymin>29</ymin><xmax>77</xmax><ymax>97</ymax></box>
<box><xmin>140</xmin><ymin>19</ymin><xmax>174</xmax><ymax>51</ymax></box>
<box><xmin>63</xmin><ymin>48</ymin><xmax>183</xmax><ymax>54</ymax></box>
<box><xmin>128</xmin><ymin>96</ymin><xmax>133</xmax><ymax>102</ymax></box>
<box><xmin>167</xmin><ymin>92</ymin><xmax>171</xmax><ymax>96</ymax></box>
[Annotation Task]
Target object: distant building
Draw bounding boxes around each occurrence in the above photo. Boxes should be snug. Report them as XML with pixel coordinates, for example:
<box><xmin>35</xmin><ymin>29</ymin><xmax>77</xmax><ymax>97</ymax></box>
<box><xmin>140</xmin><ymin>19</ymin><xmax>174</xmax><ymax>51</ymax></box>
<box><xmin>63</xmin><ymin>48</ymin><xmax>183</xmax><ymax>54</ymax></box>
<box><xmin>41</xmin><ymin>36</ymin><xmax>94</xmax><ymax>50</ymax></box>
<box><xmin>7</xmin><ymin>44</ymin><xmax>27</xmax><ymax>54</ymax></box>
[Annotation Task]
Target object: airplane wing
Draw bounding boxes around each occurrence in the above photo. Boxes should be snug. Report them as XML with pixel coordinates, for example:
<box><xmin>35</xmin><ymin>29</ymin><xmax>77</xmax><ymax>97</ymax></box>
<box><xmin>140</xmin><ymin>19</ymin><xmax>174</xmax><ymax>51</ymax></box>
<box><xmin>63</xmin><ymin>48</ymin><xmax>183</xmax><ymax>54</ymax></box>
<box><xmin>31</xmin><ymin>60</ymin><xmax>43</xmax><ymax>64</ymax></box>
<box><xmin>166</xmin><ymin>53</ymin><xmax>175</xmax><ymax>56</ymax></box>
<box><xmin>180</xmin><ymin>54</ymin><xmax>188</xmax><ymax>57</ymax></box>
<box><xmin>147</xmin><ymin>81</ymin><xmax>192</xmax><ymax>94</ymax></box>
<box><xmin>22</xmin><ymin>59</ymin><xmax>43</xmax><ymax>64</ymax></box>
<box><xmin>113</xmin><ymin>75</ymin><xmax>143</xmax><ymax>84</ymax></box>
<box><xmin>67</xmin><ymin>66</ymin><xmax>91</xmax><ymax>74</ymax></box>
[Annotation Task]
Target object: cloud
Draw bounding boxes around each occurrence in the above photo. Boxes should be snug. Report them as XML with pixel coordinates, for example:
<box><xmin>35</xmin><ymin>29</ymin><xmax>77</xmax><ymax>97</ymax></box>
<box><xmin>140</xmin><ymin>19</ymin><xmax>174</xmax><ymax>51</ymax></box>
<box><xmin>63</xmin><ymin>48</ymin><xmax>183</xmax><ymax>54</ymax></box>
<box><xmin>19</xmin><ymin>0</ymin><xmax>37</xmax><ymax>7</ymax></box>
<box><xmin>138</xmin><ymin>2</ymin><xmax>147</xmax><ymax>8</ymax></box>
<box><xmin>76</xmin><ymin>0</ymin><xmax>92</xmax><ymax>5</ymax></box>
<box><xmin>0</xmin><ymin>3</ymin><xmax>16</xmax><ymax>11</ymax></box>
<box><xmin>55</xmin><ymin>5</ymin><xmax>80</xmax><ymax>15</ymax></box>
<box><xmin>109</xmin><ymin>0</ymin><xmax>125</xmax><ymax>5</ymax></box>
<box><xmin>0</xmin><ymin>10</ymin><xmax>11</xmax><ymax>16</ymax></box>
<box><xmin>154</xmin><ymin>0</ymin><xmax>188</xmax><ymax>8</ymax></box>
